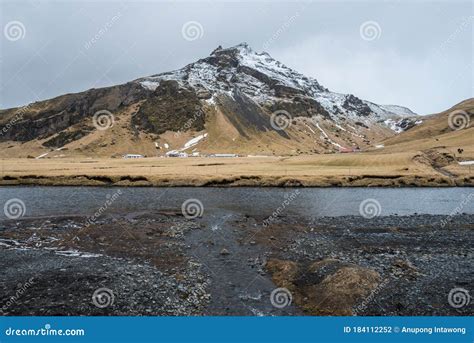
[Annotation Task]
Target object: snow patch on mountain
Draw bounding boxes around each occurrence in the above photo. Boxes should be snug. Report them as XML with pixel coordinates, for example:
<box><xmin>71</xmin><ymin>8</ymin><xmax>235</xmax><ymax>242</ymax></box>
<box><xmin>385</xmin><ymin>118</ymin><xmax>423</xmax><ymax>133</ymax></box>
<box><xmin>384</xmin><ymin>119</ymin><xmax>405</xmax><ymax>133</ymax></box>
<box><xmin>378</xmin><ymin>104</ymin><xmax>416</xmax><ymax>117</ymax></box>
<box><xmin>140</xmin><ymin>80</ymin><xmax>160</xmax><ymax>91</ymax></box>
<box><xmin>233</xmin><ymin>44</ymin><xmax>324</xmax><ymax>94</ymax></box>
<box><xmin>184</xmin><ymin>133</ymin><xmax>208</xmax><ymax>149</ymax></box>
<box><xmin>315</xmin><ymin>122</ymin><xmax>342</xmax><ymax>148</ymax></box>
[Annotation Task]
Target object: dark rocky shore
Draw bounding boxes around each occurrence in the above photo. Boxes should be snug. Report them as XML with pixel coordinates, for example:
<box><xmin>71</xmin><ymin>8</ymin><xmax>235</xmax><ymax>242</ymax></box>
<box><xmin>0</xmin><ymin>212</ymin><xmax>472</xmax><ymax>316</ymax></box>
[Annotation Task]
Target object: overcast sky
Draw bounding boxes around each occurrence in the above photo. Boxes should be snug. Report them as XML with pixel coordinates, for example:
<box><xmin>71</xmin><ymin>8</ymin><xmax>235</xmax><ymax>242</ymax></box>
<box><xmin>0</xmin><ymin>0</ymin><xmax>472</xmax><ymax>114</ymax></box>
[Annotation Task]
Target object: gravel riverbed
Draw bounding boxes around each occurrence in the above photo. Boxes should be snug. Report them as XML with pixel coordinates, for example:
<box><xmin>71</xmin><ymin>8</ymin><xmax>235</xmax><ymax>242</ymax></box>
<box><xmin>0</xmin><ymin>212</ymin><xmax>472</xmax><ymax>316</ymax></box>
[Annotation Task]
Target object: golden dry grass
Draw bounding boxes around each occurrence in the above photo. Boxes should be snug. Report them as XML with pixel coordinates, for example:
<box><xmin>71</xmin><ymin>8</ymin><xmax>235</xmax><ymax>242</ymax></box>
<box><xmin>0</xmin><ymin>151</ymin><xmax>472</xmax><ymax>187</ymax></box>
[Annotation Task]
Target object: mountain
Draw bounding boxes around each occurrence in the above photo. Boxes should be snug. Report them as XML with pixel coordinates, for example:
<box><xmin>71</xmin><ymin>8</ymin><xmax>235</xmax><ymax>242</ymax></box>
<box><xmin>383</xmin><ymin>98</ymin><xmax>473</xmax><ymax>149</ymax></box>
<box><xmin>377</xmin><ymin>98</ymin><xmax>473</xmax><ymax>178</ymax></box>
<box><xmin>0</xmin><ymin>43</ymin><xmax>421</xmax><ymax>158</ymax></box>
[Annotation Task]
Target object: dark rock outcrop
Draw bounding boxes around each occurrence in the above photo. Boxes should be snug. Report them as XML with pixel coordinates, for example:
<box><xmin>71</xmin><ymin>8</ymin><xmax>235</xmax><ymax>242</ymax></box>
<box><xmin>132</xmin><ymin>80</ymin><xmax>205</xmax><ymax>135</ymax></box>
<box><xmin>0</xmin><ymin>83</ymin><xmax>148</xmax><ymax>142</ymax></box>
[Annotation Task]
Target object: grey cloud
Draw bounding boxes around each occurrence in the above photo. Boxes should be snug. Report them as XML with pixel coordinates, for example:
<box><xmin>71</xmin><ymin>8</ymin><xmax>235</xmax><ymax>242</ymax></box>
<box><xmin>0</xmin><ymin>0</ymin><xmax>472</xmax><ymax>114</ymax></box>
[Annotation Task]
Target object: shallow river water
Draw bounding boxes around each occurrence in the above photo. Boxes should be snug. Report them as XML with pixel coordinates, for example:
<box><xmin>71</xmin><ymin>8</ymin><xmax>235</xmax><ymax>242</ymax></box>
<box><xmin>0</xmin><ymin>186</ymin><xmax>473</xmax><ymax>219</ymax></box>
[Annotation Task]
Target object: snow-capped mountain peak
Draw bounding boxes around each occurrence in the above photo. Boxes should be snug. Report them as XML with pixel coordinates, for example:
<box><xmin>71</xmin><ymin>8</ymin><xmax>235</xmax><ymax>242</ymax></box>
<box><xmin>137</xmin><ymin>43</ymin><xmax>417</xmax><ymax>132</ymax></box>
<box><xmin>138</xmin><ymin>42</ymin><xmax>324</xmax><ymax>100</ymax></box>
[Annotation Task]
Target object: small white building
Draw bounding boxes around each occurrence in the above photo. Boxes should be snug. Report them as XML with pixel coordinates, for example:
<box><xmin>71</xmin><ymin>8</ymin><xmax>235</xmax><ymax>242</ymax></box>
<box><xmin>122</xmin><ymin>154</ymin><xmax>144</xmax><ymax>159</ymax></box>
<box><xmin>210</xmin><ymin>153</ymin><xmax>238</xmax><ymax>158</ymax></box>
<box><xmin>166</xmin><ymin>151</ymin><xmax>188</xmax><ymax>158</ymax></box>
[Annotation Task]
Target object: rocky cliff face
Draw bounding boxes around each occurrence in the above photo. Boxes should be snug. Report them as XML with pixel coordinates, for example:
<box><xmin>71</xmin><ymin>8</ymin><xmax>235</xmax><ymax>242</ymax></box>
<box><xmin>0</xmin><ymin>82</ymin><xmax>147</xmax><ymax>142</ymax></box>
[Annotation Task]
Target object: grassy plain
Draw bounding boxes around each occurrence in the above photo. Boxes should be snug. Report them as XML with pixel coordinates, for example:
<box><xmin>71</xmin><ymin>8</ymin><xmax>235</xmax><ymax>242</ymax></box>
<box><xmin>0</xmin><ymin>150</ymin><xmax>472</xmax><ymax>187</ymax></box>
